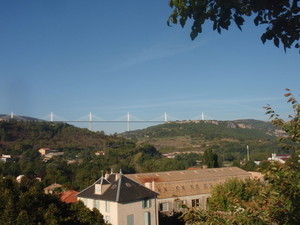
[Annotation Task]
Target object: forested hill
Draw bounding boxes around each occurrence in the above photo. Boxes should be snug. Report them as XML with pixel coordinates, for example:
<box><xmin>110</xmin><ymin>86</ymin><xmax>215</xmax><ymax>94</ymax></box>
<box><xmin>0</xmin><ymin>120</ymin><xmax>125</xmax><ymax>153</ymax></box>
<box><xmin>121</xmin><ymin>119</ymin><xmax>282</xmax><ymax>156</ymax></box>
<box><xmin>122</xmin><ymin>119</ymin><xmax>277</xmax><ymax>139</ymax></box>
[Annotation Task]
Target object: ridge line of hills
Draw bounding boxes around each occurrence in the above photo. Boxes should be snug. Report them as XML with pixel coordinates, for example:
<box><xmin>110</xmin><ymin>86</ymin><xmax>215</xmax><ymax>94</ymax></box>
<box><xmin>0</xmin><ymin>114</ymin><xmax>286</xmax><ymax>161</ymax></box>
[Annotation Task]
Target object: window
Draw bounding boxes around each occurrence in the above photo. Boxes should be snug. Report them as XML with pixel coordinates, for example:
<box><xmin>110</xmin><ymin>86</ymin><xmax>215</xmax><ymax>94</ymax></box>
<box><xmin>174</xmin><ymin>200</ymin><xmax>184</xmax><ymax>211</ymax></box>
<box><xmin>105</xmin><ymin>201</ymin><xmax>110</xmax><ymax>212</ymax></box>
<box><xmin>159</xmin><ymin>202</ymin><xmax>169</xmax><ymax>212</ymax></box>
<box><xmin>175</xmin><ymin>200</ymin><xmax>186</xmax><ymax>211</ymax></box>
<box><xmin>95</xmin><ymin>200</ymin><xmax>100</xmax><ymax>210</ymax></box>
<box><xmin>127</xmin><ymin>214</ymin><xmax>134</xmax><ymax>225</ymax></box>
<box><xmin>144</xmin><ymin>212</ymin><xmax>151</xmax><ymax>225</ymax></box>
<box><xmin>142</xmin><ymin>198</ymin><xmax>151</xmax><ymax>208</ymax></box>
<box><xmin>192</xmin><ymin>199</ymin><xmax>200</xmax><ymax>207</ymax></box>
<box><xmin>95</xmin><ymin>184</ymin><xmax>102</xmax><ymax>194</ymax></box>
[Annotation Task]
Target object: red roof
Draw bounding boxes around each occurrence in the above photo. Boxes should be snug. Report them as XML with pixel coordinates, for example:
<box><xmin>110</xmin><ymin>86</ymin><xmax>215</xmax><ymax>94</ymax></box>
<box><xmin>61</xmin><ymin>190</ymin><xmax>79</xmax><ymax>203</ymax></box>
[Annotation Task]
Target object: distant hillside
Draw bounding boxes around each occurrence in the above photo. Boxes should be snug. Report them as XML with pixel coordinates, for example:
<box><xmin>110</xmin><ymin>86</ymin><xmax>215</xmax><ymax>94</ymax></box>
<box><xmin>0</xmin><ymin>120</ymin><xmax>126</xmax><ymax>153</ymax></box>
<box><xmin>0</xmin><ymin>114</ymin><xmax>43</xmax><ymax>122</ymax></box>
<box><xmin>121</xmin><ymin>119</ymin><xmax>283</xmax><ymax>159</ymax></box>
<box><xmin>123</xmin><ymin>119</ymin><xmax>277</xmax><ymax>139</ymax></box>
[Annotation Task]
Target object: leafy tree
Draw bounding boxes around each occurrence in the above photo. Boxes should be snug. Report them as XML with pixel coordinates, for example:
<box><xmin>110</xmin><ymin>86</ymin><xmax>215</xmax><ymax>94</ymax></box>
<box><xmin>0</xmin><ymin>177</ymin><xmax>108</xmax><ymax>225</ymax></box>
<box><xmin>159</xmin><ymin>211</ymin><xmax>185</xmax><ymax>225</ymax></box>
<box><xmin>180</xmin><ymin>90</ymin><xmax>300</xmax><ymax>224</ymax></box>
<box><xmin>168</xmin><ymin>0</ymin><xmax>300</xmax><ymax>51</ymax></box>
<box><xmin>240</xmin><ymin>160</ymin><xmax>257</xmax><ymax>171</ymax></box>
<box><xmin>264</xmin><ymin>88</ymin><xmax>300</xmax><ymax>152</ymax></box>
<box><xmin>203</xmin><ymin>149</ymin><xmax>219</xmax><ymax>168</ymax></box>
<box><xmin>208</xmin><ymin>178</ymin><xmax>262</xmax><ymax>212</ymax></box>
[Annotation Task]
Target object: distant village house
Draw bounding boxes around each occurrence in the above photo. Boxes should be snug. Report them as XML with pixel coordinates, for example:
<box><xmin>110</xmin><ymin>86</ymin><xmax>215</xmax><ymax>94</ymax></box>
<box><xmin>61</xmin><ymin>190</ymin><xmax>79</xmax><ymax>203</ymax></box>
<box><xmin>38</xmin><ymin>148</ymin><xmax>64</xmax><ymax>162</ymax></box>
<box><xmin>44</xmin><ymin>183</ymin><xmax>63</xmax><ymax>194</ymax></box>
<box><xmin>0</xmin><ymin>154</ymin><xmax>12</xmax><ymax>163</ymax></box>
<box><xmin>268</xmin><ymin>153</ymin><xmax>291</xmax><ymax>164</ymax></box>
<box><xmin>38</xmin><ymin>148</ymin><xmax>57</xmax><ymax>156</ymax></box>
<box><xmin>95</xmin><ymin>151</ymin><xmax>105</xmax><ymax>156</ymax></box>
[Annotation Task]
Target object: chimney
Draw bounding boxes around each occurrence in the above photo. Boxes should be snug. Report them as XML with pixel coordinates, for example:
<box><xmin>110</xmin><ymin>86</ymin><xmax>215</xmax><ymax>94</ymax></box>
<box><xmin>115</xmin><ymin>172</ymin><xmax>120</xmax><ymax>181</ymax></box>
<box><xmin>145</xmin><ymin>182</ymin><xmax>151</xmax><ymax>189</ymax></box>
<box><xmin>151</xmin><ymin>180</ymin><xmax>155</xmax><ymax>191</ymax></box>
<box><xmin>104</xmin><ymin>171</ymin><xmax>109</xmax><ymax>180</ymax></box>
<box><xmin>145</xmin><ymin>180</ymin><xmax>155</xmax><ymax>191</ymax></box>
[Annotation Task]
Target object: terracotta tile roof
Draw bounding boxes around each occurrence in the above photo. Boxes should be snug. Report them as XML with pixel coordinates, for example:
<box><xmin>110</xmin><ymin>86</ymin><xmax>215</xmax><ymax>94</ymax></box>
<box><xmin>127</xmin><ymin>167</ymin><xmax>250</xmax><ymax>183</ymax></box>
<box><xmin>61</xmin><ymin>190</ymin><xmax>79</xmax><ymax>203</ymax></box>
<box><xmin>127</xmin><ymin>167</ymin><xmax>251</xmax><ymax>199</ymax></box>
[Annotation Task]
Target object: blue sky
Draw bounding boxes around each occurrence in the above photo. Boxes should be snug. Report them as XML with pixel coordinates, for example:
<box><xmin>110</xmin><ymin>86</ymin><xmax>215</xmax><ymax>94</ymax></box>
<box><xmin>0</xmin><ymin>0</ymin><xmax>299</xmax><ymax>133</ymax></box>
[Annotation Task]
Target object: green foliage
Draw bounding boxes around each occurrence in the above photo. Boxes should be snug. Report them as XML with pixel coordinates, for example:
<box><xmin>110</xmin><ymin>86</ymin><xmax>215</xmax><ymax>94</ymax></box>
<box><xmin>208</xmin><ymin>178</ymin><xmax>262</xmax><ymax>212</ymax></box>
<box><xmin>0</xmin><ymin>177</ymin><xmax>107</xmax><ymax>225</ymax></box>
<box><xmin>0</xmin><ymin>120</ymin><xmax>200</xmax><ymax>189</ymax></box>
<box><xmin>123</xmin><ymin>119</ymin><xmax>281</xmax><ymax>162</ymax></box>
<box><xmin>203</xmin><ymin>149</ymin><xmax>219</xmax><ymax>168</ymax></box>
<box><xmin>181</xmin><ymin>90</ymin><xmax>300</xmax><ymax>224</ymax></box>
<box><xmin>264</xmin><ymin>88</ymin><xmax>300</xmax><ymax>151</ymax></box>
<box><xmin>0</xmin><ymin>120</ymin><xmax>124</xmax><ymax>153</ymax></box>
<box><xmin>175</xmin><ymin>153</ymin><xmax>201</xmax><ymax>168</ymax></box>
<box><xmin>182</xmin><ymin>163</ymin><xmax>300</xmax><ymax>224</ymax></box>
<box><xmin>168</xmin><ymin>0</ymin><xmax>300</xmax><ymax>51</ymax></box>
<box><xmin>124</xmin><ymin>120</ymin><xmax>276</xmax><ymax>141</ymax></box>
<box><xmin>260</xmin><ymin>162</ymin><xmax>300</xmax><ymax>224</ymax></box>
<box><xmin>240</xmin><ymin>160</ymin><xmax>257</xmax><ymax>171</ymax></box>
<box><xmin>159</xmin><ymin>211</ymin><xmax>185</xmax><ymax>225</ymax></box>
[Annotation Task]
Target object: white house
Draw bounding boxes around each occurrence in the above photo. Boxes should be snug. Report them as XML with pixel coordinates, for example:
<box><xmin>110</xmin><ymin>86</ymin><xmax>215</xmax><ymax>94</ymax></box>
<box><xmin>77</xmin><ymin>172</ymin><xmax>159</xmax><ymax>225</ymax></box>
<box><xmin>0</xmin><ymin>154</ymin><xmax>12</xmax><ymax>163</ymax></box>
<box><xmin>268</xmin><ymin>153</ymin><xmax>291</xmax><ymax>164</ymax></box>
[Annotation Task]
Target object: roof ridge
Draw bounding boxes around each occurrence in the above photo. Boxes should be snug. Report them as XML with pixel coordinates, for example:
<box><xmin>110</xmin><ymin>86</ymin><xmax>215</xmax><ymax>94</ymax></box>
<box><xmin>130</xmin><ymin>167</ymin><xmax>241</xmax><ymax>176</ymax></box>
<box><xmin>122</xmin><ymin>175</ymin><xmax>160</xmax><ymax>195</ymax></box>
<box><xmin>115</xmin><ymin>173</ymin><xmax>122</xmax><ymax>202</ymax></box>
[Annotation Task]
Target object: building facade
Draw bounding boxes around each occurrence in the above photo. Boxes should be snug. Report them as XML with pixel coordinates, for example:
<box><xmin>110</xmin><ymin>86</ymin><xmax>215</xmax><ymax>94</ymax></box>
<box><xmin>77</xmin><ymin>172</ymin><xmax>158</xmax><ymax>225</ymax></box>
<box><xmin>127</xmin><ymin>167</ymin><xmax>251</xmax><ymax>214</ymax></box>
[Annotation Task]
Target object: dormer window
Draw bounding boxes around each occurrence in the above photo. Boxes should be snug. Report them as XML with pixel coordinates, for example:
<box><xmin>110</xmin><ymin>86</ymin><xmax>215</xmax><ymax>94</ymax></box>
<box><xmin>95</xmin><ymin>184</ymin><xmax>102</xmax><ymax>194</ymax></box>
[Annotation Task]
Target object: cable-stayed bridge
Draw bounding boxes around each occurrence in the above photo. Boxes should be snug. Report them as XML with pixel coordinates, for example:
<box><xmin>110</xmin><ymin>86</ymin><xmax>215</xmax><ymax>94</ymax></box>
<box><xmin>6</xmin><ymin>112</ymin><xmax>213</xmax><ymax>133</ymax></box>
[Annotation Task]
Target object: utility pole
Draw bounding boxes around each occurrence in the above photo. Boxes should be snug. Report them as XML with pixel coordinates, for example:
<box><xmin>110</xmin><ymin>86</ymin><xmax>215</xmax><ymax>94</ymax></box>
<box><xmin>247</xmin><ymin>145</ymin><xmax>250</xmax><ymax>161</ymax></box>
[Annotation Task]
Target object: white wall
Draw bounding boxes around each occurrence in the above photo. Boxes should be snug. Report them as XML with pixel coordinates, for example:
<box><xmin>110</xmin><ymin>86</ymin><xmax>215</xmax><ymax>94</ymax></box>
<box><xmin>157</xmin><ymin>193</ymin><xmax>211</xmax><ymax>213</ymax></box>
<box><xmin>78</xmin><ymin>197</ymin><xmax>158</xmax><ymax>225</ymax></box>
<box><xmin>117</xmin><ymin>199</ymin><xmax>157</xmax><ymax>225</ymax></box>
